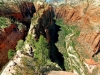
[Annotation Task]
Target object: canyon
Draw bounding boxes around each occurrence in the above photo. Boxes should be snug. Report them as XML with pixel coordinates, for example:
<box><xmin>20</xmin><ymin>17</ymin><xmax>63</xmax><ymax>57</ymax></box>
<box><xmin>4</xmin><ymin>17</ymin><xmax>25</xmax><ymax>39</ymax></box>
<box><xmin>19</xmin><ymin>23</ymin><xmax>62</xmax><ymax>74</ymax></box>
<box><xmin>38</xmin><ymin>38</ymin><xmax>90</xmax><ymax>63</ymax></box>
<box><xmin>0</xmin><ymin>0</ymin><xmax>100</xmax><ymax>75</ymax></box>
<box><xmin>55</xmin><ymin>3</ymin><xmax>100</xmax><ymax>58</ymax></box>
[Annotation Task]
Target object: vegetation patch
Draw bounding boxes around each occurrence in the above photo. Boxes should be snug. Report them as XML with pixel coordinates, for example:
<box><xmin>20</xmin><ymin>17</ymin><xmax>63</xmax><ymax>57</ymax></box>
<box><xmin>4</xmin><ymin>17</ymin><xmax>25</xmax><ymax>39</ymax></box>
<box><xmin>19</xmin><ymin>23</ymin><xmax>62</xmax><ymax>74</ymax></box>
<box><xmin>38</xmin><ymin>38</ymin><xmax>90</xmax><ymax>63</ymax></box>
<box><xmin>0</xmin><ymin>17</ymin><xmax>11</xmax><ymax>29</ymax></box>
<box><xmin>8</xmin><ymin>49</ymin><xmax>15</xmax><ymax>60</ymax></box>
<box><xmin>16</xmin><ymin>40</ymin><xmax>24</xmax><ymax>51</ymax></box>
<box><xmin>14</xmin><ymin>35</ymin><xmax>61</xmax><ymax>75</ymax></box>
<box><xmin>55</xmin><ymin>19</ymin><xmax>89</xmax><ymax>75</ymax></box>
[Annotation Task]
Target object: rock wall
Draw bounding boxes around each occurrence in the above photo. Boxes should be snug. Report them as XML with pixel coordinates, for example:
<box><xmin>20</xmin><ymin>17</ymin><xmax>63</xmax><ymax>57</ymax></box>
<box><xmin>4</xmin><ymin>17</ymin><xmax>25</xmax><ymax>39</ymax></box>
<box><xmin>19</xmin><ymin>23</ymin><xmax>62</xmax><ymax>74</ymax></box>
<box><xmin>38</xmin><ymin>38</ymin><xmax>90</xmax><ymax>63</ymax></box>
<box><xmin>0</xmin><ymin>24</ymin><xmax>26</xmax><ymax>70</ymax></box>
<box><xmin>30</xmin><ymin>4</ymin><xmax>54</xmax><ymax>42</ymax></box>
<box><xmin>29</xmin><ymin>3</ymin><xmax>65</xmax><ymax>70</ymax></box>
<box><xmin>0</xmin><ymin>1</ymin><xmax>36</xmax><ymax>71</ymax></box>
<box><xmin>1</xmin><ymin>4</ymin><xmax>56</xmax><ymax>75</ymax></box>
<box><xmin>55</xmin><ymin>4</ymin><xmax>100</xmax><ymax>57</ymax></box>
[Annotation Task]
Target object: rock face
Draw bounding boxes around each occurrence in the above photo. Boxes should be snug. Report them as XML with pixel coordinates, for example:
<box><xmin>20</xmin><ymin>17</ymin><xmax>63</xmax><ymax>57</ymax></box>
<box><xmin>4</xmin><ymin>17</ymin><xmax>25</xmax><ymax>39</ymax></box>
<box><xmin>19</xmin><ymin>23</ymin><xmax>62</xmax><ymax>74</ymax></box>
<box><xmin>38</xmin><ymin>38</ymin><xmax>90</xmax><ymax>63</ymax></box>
<box><xmin>1</xmin><ymin>50</ymin><xmax>28</xmax><ymax>75</ymax></box>
<box><xmin>30</xmin><ymin>4</ymin><xmax>55</xmax><ymax>43</ymax></box>
<box><xmin>1</xmin><ymin>1</ymin><xmax>100</xmax><ymax>75</ymax></box>
<box><xmin>55</xmin><ymin>4</ymin><xmax>100</xmax><ymax>57</ymax></box>
<box><xmin>1</xmin><ymin>3</ymin><xmax>57</xmax><ymax>75</ymax></box>
<box><xmin>30</xmin><ymin>4</ymin><xmax>65</xmax><ymax>70</ymax></box>
<box><xmin>47</xmin><ymin>71</ymin><xmax>76</xmax><ymax>75</ymax></box>
<box><xmin>0</xmin><ymin>24</ymin><xmax>26</xmax><ymax>70</ymax></box>
<box><xmin>0</xmin><ymin>2</ymin><xmax>36</xmax><ymax>70</ymax></box>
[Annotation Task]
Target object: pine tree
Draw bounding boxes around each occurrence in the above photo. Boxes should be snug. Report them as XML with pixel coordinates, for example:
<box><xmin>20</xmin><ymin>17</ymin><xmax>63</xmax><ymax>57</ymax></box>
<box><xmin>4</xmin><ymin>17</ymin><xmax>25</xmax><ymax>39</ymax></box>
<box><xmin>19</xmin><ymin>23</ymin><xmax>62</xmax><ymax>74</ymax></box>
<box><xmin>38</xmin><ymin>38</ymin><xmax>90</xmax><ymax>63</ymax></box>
<box><xmin>34</xmin><ymin>35</ymin><xmax>49</xmax><ymax>73</ymax></box>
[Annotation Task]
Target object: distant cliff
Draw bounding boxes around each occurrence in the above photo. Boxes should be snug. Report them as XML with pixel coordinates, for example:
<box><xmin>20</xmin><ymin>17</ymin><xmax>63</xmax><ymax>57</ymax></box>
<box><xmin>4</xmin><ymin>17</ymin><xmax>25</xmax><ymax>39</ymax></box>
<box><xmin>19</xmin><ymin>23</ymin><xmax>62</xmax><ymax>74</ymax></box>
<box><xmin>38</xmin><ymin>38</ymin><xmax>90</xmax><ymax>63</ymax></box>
<box><xmin>55</xmin><ymin>3</ymin><xmax>100</xmax><ymax>57</ymax></box>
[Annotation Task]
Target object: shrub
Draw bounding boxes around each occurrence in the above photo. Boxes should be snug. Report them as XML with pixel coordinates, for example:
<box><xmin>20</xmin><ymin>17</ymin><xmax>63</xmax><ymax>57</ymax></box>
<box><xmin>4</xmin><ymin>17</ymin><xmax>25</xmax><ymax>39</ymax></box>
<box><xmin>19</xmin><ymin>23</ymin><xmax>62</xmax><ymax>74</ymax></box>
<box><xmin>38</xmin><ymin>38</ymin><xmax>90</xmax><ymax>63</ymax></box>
<box><xmin>8</xmin><ymin>49</ymin><xmax>15</xmax><ymax>60</ymax></box>
<box><xmin>34</xmin><ymin>35</ymin><xmax>49</xmax><ymax>74</ymax></box>
<box><xmin>16</xmin><ymin>40</ymin><xmax>24</xmax><ymax>50</ymax></box>
<box><xmin>0</xmin><ymin>17</ymin><xmax>11</xmax><ymax>29</ymax></box>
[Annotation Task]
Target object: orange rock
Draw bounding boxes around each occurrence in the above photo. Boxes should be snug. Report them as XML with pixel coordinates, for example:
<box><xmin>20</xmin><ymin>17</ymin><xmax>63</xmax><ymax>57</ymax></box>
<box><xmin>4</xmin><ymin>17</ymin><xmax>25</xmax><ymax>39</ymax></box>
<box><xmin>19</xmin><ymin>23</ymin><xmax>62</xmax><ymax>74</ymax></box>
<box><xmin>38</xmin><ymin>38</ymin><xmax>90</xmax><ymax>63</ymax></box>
<box><xmin>56</xmin><ymin>4</ymin><xmax>100</xmax><ymax>56</ymax></box>
<box><xmin>84</xmin><ymin>58</ymin><xmax>100</xmax><ymax>73</ymax></box>
<box><xmin>84</xmin><ymin>58</ymin><xmax>100</xmax><ymax>65</ymax></box>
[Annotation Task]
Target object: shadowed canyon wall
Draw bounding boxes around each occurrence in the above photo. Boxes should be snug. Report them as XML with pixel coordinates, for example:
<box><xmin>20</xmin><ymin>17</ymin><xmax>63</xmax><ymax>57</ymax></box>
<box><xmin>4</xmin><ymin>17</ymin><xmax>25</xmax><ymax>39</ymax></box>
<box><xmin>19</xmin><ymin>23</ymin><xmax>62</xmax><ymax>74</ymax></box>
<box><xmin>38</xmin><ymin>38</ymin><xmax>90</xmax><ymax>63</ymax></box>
<box><xmin>0</xmin><ymin>2</ymin><xmax>65</xmax><ymax>71</ymax></box>
<box><xmin>28</xmin><ymin>4</ymin><xmax>65</xmax><ymax>70</ymax></box>
<box><xmin>0</xmin><ymin>3</ymin><xmax>66</xmax><ymax>74</ymax></box>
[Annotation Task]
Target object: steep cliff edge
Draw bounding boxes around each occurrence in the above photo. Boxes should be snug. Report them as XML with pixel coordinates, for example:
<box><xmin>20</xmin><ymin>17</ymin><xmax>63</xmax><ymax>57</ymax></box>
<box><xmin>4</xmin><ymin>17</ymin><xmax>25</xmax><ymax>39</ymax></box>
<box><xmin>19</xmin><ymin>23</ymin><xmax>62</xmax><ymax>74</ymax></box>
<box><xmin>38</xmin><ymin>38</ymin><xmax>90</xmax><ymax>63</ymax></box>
<box><xmin>1</xmin><ymin>3</ymin><xmax>62</xmax><ymax>75</ymax></box>
<box><xmin>0</xmin><ymin>1</ymin><xmax>36</xmax><ymax>71</ymax></box>
<box><xmin>0</xmin><ymin>21</ymin><xmax>27</xmax><ymax>70</ymax></box>
<box><xmin>54</xmin><ymin>3</ymin><xmax>100</xmax><ymax>75</ymax></box>
<box><xmin>55</xmin><ymin>4</ymin><xmax>100</xmax><ymax>58</ymax></box>
<box><xmin>1</xmin><ymin>1</ymin><xmax>100</xmax><ymax>75</ymax></box>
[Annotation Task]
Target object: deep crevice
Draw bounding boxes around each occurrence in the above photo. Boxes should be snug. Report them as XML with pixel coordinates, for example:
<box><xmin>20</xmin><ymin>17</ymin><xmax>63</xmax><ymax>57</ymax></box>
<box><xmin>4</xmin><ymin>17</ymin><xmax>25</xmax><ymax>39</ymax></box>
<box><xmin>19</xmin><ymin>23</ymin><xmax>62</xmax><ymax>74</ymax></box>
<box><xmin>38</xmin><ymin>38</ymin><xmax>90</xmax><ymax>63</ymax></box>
<box><xmin>0</xmin><ymin>2</ymin><xmax>66</xmax><ymax>71</ymax></box>
<box><xmin>49</xmin><ymin>19</ymin><xmax>66</xmax><ymax>71</ymax></box>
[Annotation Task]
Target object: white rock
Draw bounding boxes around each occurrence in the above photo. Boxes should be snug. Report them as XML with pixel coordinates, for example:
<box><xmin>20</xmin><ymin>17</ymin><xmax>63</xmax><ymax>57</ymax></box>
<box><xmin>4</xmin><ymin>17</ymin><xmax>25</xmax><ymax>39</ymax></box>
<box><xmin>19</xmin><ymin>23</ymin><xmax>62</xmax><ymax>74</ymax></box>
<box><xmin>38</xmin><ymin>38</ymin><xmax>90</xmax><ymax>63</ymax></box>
<box><xmin>37</xmin><ymin>1</ymin><xmax>43</xmax><ymax>5</ymax></box>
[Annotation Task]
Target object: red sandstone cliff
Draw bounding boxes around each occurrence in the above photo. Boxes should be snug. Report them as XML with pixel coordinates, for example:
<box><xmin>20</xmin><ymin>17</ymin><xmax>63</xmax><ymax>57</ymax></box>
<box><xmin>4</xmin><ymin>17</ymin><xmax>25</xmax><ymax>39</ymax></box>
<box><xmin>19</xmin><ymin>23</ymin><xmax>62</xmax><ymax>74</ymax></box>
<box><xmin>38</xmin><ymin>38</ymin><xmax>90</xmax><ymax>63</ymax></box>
<box><xmin>0</xmin><ymin>2</ymin><xmax>36</xmax><ymax>70</ymax></box>
<box><xmin>0</xmin><ymin>24</ymin><xmax>26</xmax><ymax>70</ymax></box>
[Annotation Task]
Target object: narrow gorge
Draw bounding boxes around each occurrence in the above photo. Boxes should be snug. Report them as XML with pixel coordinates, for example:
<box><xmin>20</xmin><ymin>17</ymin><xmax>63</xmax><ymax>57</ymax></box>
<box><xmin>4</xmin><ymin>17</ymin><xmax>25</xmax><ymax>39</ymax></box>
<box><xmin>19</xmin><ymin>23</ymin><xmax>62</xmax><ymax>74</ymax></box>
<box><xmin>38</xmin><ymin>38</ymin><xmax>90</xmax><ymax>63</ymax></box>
<box><xmin>0</xmin><ymin>0</ymin><xmax>100</xmax><ymax>75</ymax></box>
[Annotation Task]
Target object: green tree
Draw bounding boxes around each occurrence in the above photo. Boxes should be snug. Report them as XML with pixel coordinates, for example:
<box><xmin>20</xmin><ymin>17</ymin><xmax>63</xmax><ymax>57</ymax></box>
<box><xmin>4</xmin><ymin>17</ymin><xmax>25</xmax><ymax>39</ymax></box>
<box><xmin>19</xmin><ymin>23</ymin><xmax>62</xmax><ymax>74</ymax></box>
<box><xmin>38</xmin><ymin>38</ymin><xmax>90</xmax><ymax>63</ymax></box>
<box><xmin>8</xmin><ymin>49</ymin><xmax>15</xmax><ymax>60</ymax></box>
<box><xmin>34</xmin><ymin>35</ymin><xmax>49</xmax><ymax>74</ymax></box>
<box><xmin>16</xmin><ymin>40</ymin><xmax>24</xmax><ymax>50</ymax></box>
<box><xmin>14</xmin><ymin>35</ymin><xmax>50</xmax><ymax>75</ymax></box>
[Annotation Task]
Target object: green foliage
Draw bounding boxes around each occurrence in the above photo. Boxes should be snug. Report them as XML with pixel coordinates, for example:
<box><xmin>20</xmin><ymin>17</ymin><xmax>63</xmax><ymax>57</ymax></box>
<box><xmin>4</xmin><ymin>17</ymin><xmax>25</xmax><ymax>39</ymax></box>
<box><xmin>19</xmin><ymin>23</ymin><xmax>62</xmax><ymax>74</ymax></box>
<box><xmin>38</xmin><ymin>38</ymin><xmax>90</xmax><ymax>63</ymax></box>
<box><xmin>25</xmin><ymin>34</ymin><xmax>36</xmax><ymax>48</ymax></box>
<box><xmin>34</xmin><ymin>35</ymin><xmax>49</xmax><ymax>64</ymax></box>
<box><xmin>8</xmin><ymin>49</ymin><xmax>15</xmax><ymax>60</ymax></box>
<box><xmin>0</xmin><ymin>17</ymin><xmax>11</xmax><ymax>29</ymax></box>
<box><xmin>56</xmin><ymin>19</ymin><xmax>87</xmax><ymax>75</ymax></box>
<box><xmin>16</xmin><ymin>40</ymin><xmax>24</xmax><ymax>50</ymax></box>
<box><xmin>64</xmin><ymin>33</ymin><xmax>87</xmax><ymax>75</ymax></box>
<box><xmin>15</xmin><ymin>34</ymin><xmax>61</xmax><ymax>75</ymax></box>
<box><xmin>14</xmin><ymin>57</ymin><xmax>35</xmax><ymax>75</ymax></box>
<box><xmin>18</xmin><ymin>24</ymin><xmax>26</xmax><ymax>31</ymax></box>
<box><xmin>34</xmin><ymin>35</ymin><xmax>49</xmax><ymax>74</ymax></box>
<box><xmin>56</xmin><ymin>19</ymin><xmax>80</xmax><ymax>37</ymax></box>
<box><xmin>56</xmin><ymin>19</ymin><xmax>80</xmax><ymax>53</ymax></box>
<box><xmin>15</xmin><ymin>57</ymin><xmax>60</xmax><ymax>75</ymax></box>
<box><xmin>14</xmin><ymin>21</ymin><xmax>26</xmax><ymax>31</ymax></box>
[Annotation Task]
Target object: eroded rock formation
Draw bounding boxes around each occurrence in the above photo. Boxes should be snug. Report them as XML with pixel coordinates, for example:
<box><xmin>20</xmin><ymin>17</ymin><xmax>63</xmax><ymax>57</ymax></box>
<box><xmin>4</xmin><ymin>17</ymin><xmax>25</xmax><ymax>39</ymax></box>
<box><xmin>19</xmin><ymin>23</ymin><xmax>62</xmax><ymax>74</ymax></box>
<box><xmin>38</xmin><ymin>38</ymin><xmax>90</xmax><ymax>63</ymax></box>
<box><xmin>0</xmin><ymin>24</ymin><xmax>27</xmax><ymax>70</ymax></box>
<box><xmin>1</xmin><ymin>1</ymin><xmax>100</xmax><ymax>75</ymax></box>
<box><xmin>0</xmin><ymin>3</ymin><xmax>51</xmax><ymax>74</ymax></box>
<box><xmin>0</xmin><ymin>1</ymin><xmax>36</xmax><ymax>70</ymax></box>
<box><xmin>55</xmin><ymin>4</ymin><xmax>100</xmax><ymax>57</ymax></box>
<box><xmin>1</xmin><ymin>3</ymin><xmax>65</xmax><ymax>74</ymax></box>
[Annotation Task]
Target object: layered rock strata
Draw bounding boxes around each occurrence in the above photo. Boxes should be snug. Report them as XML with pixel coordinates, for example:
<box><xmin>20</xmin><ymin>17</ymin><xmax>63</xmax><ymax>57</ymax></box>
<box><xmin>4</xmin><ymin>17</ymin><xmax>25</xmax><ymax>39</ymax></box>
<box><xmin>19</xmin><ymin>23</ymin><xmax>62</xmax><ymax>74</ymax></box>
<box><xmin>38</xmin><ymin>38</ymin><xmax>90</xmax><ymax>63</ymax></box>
<box><xmin>55</xmin><ymin>4</ymin><xmax>100</xmax><ymax>57</ymax></box>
